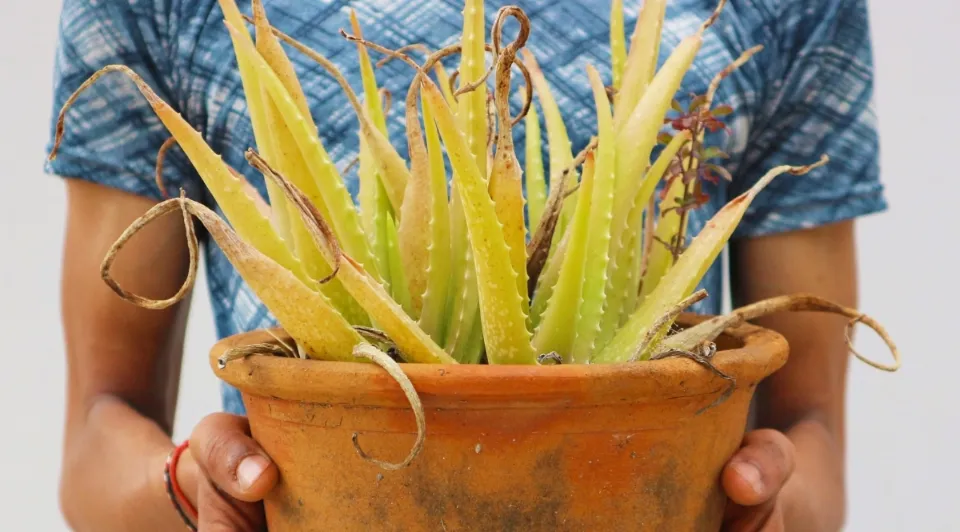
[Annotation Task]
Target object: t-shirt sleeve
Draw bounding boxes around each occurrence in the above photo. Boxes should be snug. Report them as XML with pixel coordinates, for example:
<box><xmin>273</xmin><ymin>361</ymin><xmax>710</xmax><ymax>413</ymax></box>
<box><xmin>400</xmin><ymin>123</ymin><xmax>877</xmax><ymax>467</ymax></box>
<box><xmin>43</xmin><ymin>0</ymin><xmax>200</xmax><ymax>201</ymax></box>
<box><xmin>730</xmin><ymin>0</ymin><xmax>887</xmax><ymax>239</ymax></box>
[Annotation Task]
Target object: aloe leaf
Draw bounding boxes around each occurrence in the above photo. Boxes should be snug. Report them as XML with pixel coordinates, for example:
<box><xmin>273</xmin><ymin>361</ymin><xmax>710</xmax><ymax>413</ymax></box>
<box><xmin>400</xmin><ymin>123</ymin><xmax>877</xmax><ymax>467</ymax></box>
<box><xmin>567</xmin><ymin>65</ymin><xmax>617</xmax><ymax>363</ymax></box>
<box><xmin>529</xmin><ymin>225</ymin><xmax>569</xmax><ymax>329</ymax></box>
<box><xmin>639</xmin><ymin>167</ymin><xmax>686</xmax><ymax>300</ymax></box>
<box><xmin>610</xmin><ymin>0</ymin><xmax>628</xmax><ymax>91</ymax></box>
<box><xmin>524</xmin><ymin>93</ymin><xmax>547</xmax><ymax>231</ymax></box>
<box><xmin>264</xmin><ymin>25</ymin><xmax>410</xmax><ymax>217</ymax></box>
<box><xmin>249</xmin><ymin>150</ymin><xmax>457</xmax><ymax>365</ymax></box>
<box><xmin>593</xmin><ymin>155</ymin><xmax>829</xmax><ymax>364</ymax></box>
<box><xmin>441</xmin><ymin>0</ymin><xmax>488</xmax><ymax>364</ymax></box>
<box><xmin>349</xmin><ymin>13</ymin><xmax>414</xmax><ymax>312</ymax></box>
<box><xmin>213</xmin><ymin>0</ymin><xmax>298</xmax><ymax>246</ymax></box>
<box><xmin>224</xmin><ymin>22</ymin><xmax>382</xmax><ymax>282</ymax></box>
<box><xmin>614</xmin><ymin>0</ymin><xmax>667</xmax><ymax>132</ymax></box>
<box><xmin>53</xmin><ymin>65</ymin><xmax>316</xmax><ymax>289</ymax></box>
<box><xmin>597</xmin><ymin>131</ymin><xmax>689</xmax><ymax>349</ymax></box>
<box><xmin>531</xmin><ymin>153</ymin><xmax>595</xmax><ymax>360</ymax></box>
<box><xmin>422</xmin><ymin>77</ymin><xmax>536</xmax><ymax>365</ymax></box>
<box><xmin>520</xmin><ymin>49</ymin><xmax>579</xmax><ymax>237</ymax></box>
<box><xmin>184</xmin><ymin>199</ymin><xmax>363</xmax><ymax>360</ymax></box>
<box><xmin>458</xmin><ymin>0</ymin><xmax>489</xmax><ymax>175</ymax></box>
<box><xmin>488</xmin><ymin>7</ymin><xmax>531</xmax><ymax>308</ymax></box>
<box><xmin>417</xmin><ymin>96</ymin><xmax>453</xmax><ymax>343</ymax></box>
<box><xmin>395</xmin><ymin>82</ymin><xmax>433</xmax><ymax>318</ymax></box>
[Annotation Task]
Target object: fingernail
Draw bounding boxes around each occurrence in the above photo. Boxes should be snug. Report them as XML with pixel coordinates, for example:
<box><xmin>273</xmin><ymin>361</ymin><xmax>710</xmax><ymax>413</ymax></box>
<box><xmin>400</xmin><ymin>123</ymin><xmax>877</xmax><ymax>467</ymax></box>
<box><xmin>736</xmin><ymin>462</ymin><xmax>764</xmax><ymax>495</ymax></box>
<box><xmin>237</xmin><ymin>455</ymin><xmax>269</xmax><ymax>490</ymax></box>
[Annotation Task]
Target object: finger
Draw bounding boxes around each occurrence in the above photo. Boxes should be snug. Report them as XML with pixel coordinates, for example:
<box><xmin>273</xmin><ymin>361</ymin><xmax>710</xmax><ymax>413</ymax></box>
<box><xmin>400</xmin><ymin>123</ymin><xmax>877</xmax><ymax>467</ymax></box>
<box><xmin>190</xmin><ymin>413</ymin><xmax>279</xmax><ymax>503</ymax></box>
<box><xmin>722</xmin><ymin>429</ymin><xmax>796</xmax><ymax>507</ymax></box>
<box><xmin>196</xmin><ymin>476</ymin><xmax>267</xmax><ymax>532</ymax></box>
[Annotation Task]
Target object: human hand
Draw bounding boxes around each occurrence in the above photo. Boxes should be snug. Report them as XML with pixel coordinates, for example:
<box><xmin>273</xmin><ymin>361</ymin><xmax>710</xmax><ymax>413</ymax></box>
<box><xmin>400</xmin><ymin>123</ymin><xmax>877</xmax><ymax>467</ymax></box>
<box><xmin>179</xmin><ymin>412</ymin><xmax>279</xmax><ymax>531</ymax></box>
<box><xmin>721</xmin><ymin>429</ymin><xmax>797</xmax><ymax>531</ymax></box>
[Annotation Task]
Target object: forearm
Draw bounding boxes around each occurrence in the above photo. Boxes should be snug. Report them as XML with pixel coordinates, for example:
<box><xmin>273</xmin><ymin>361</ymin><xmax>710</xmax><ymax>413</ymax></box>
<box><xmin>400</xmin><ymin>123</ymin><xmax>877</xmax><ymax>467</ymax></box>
<box><xmin>60</xmin><ymin>395</ymin><xmax>200</xmax><ymax>532</ymax></box>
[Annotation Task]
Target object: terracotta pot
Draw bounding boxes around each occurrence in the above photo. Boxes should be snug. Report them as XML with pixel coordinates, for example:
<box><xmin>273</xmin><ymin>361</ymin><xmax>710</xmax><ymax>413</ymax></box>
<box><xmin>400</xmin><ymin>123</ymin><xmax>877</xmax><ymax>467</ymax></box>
<box><xmin>210</xmin><ymin>315</ymin><xmax>788</xmax><ymax>532</ymax></box>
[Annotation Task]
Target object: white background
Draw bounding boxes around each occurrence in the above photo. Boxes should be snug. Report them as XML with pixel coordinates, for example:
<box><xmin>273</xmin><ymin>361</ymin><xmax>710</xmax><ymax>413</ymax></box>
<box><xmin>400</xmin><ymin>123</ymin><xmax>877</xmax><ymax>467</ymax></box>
<box><xmin>0</xmin><ymin>0</ymin><xmax>956</xmax><ymax>530</ymax></box>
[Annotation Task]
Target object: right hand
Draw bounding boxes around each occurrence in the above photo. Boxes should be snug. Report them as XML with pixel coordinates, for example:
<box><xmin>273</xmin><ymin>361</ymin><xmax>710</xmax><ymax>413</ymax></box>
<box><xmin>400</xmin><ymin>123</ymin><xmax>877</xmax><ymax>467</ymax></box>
<box><xmin>184</xmin><ymin>412</ymin><xmax>280</xmax><ymax>531</ymax></box>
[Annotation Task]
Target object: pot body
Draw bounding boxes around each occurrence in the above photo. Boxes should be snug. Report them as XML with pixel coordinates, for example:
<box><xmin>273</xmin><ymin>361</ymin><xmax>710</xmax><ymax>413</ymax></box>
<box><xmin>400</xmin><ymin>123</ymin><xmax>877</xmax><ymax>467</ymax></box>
<box><xmin>211</xmin><ymin>317</ymin><xmax>787</xmax><ymax>532</ymax></box>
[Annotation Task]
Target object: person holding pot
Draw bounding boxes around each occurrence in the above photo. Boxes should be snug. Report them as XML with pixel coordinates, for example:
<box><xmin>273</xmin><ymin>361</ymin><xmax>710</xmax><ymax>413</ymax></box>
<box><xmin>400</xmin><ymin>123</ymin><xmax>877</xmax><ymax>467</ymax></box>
<box><xmin>47</xmin><ymin>0</ymin><xmax>885</xmax><ymax>530</ymax></box>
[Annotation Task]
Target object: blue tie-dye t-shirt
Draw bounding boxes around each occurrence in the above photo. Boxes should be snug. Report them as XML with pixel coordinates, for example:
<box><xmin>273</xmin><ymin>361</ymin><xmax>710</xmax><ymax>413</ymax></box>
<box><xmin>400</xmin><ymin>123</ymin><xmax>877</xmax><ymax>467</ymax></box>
<box><xmin>46</xmin><ymin>0</ymin><xmax>887</xmax><ymax>415</ymax></box>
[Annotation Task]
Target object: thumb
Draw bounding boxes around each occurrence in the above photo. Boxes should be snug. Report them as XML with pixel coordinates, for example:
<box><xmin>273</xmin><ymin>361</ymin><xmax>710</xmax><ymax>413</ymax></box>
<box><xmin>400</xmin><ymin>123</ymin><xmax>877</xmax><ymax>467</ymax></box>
<box><xmin>722</xmin><ymin>429</ymin><xmax>796</xmax><ymax>507</ymax></box>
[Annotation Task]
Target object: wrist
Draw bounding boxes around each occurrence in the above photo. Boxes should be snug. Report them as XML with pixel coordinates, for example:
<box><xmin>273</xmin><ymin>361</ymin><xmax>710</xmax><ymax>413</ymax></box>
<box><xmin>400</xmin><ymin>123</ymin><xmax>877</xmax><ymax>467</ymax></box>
<box><xmin>779</xmin><ymin>419</ymin><xmax>846</xmax><ymax>531</ymax></box>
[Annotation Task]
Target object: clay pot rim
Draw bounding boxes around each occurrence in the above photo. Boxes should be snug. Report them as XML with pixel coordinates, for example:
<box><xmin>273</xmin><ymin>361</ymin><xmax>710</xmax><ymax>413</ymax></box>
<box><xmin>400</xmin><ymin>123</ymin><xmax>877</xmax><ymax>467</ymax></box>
<box><xmin>210</xmin><ymin>313</ymin><xmax>789</xmax><ymax>408</ymax></box>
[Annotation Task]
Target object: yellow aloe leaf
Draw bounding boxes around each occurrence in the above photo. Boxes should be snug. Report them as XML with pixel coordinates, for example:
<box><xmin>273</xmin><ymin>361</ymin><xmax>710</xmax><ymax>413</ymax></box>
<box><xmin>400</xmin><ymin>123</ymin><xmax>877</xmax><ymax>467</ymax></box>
<box><xmin>422</xmin><ymin>76</ymin><xmax>536</xmax><ymax>365</ymax></box>
<box><xmin>396</xmin><ymin>82</ymin><xmax>434</xmax><ymax>318</ymax></box>
<box><xmin>254</xmin><ymin>22</ymin><xmax>409</xmax><ymax>219</ymax></box>
<box><xmin>614</xmin><ymin>0</ymin><xmax>667</xmax><ymax>133</ymax></box>
<box><xmin>184</xmin><ymin>198</ymin><xmax>362</xmax><ymax>360</ymax></box>
<box><xmin>524</xmin><ymin>91</ymin><xmax>547</xmax><ymax>231</ymax></box>
<box><xmin>215</xmin><ymin>0</ymin><xmax>295</xmax><ymax>245</ymax></box>
<box><xmin>568</xmin><ymin>65</ymin><xmax>617</xmax><ymax>363</ymax></box>
<box><xmin>52</xmin><ymin>65</ymin><xmax>313</xmax><ymax>287</ymax></box>
<box><xmin>610</xmin><ymin>0</ymin><xmax>628</xmax><ymax>91</ymax></box>
<box><xmin>488</xmin><ymin>7</ymin><xmax>531</xmax><ymax>308</ymax></box>
<box><xmin>531</xmin><ymin>152</ymin><xmax>596</xmax><ymax>360</ymax></box>
<box><xmin>249</xmin><ymin>150</ymin><xmax>456</xmax><ymax>365</ymax></box>
<box><xmin>594</xmin><ymin>155</ymin><xmax>829</xmax><ymax>364</ymax></box>
<box><xmin>224</xmin><ymin>22</ymin><xmax>383</xmax><ymax>282</ymax></box>
<box><xmin>434</xmin><ymin>61</ymin><xmax>458</xmax><ymax>107</ymax></box>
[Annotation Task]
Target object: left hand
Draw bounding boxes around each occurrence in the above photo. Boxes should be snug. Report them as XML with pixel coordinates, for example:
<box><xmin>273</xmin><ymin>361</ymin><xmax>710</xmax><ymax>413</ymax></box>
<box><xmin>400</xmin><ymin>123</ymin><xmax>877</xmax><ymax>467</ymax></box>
<box><xmin>721</xmin><ymin>429</ymin><xmax>797</xmax><ymax>531</ymax></box>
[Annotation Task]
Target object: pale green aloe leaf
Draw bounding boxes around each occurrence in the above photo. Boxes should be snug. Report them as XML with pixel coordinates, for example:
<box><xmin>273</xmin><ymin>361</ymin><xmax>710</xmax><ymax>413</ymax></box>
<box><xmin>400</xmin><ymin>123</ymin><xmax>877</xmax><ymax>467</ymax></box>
<box><xmin>225</xmin><ymin>22</ymin><xmax>382</xmax><ymax>282</ymax></box>
<box><xmin>349</xmin><ymin>12</ymin><xmax>416</xmax><ymax>313</ymax></box>
<box><xmin>610</xmin><ymin>0</ymin><xmax>628</xmax><ymax>91</ymax></box>
<box><xmin>639</xmin><ymin>167</ymin><xmax>686</xmax><ymax>301</ymax></box>
<box><xmin>614</xmin><ymin>0</ymin><xmax>667</xmax><ymax>133</ymax></box>
<box><xmin>612</xmin><ymin>31</ymin><xmax>702</xmax><ymax>256</ymax></box>
<box><xmin>417</xmin><ymin>96</ymin><xmax>453</xmax><ymax>343</ymax></box>
<box><xmin>423</xmin><ymin>77</ymin><xmax>535</xmax><ymax>365</ymax></box>
<box><xmin>529</xmin><ymin>225</ymin><xmax>568</xmax><ymax>329</ymax></box>
<box><xmin>384</xmin><ymin>209</ymin><xmax>413</xmax><ymax>315</ymax></box>
<box><xmin>520</xmin><ymin>49</ymin><xmax>579</xmax><ymax>237</ymax></box>
<box><xmin>458</xmin><ymin>0</ymin><xmax>489</xmax><ymax>175</ymax></box>
<box><xmin>593</xmin><ymin>155</ymin><xmax>829</xmax><ymax>364</ymax></box>
<box><xmin>531</xmin><ymin>153</ymin><xmax>596</xmax><ymax>360</ymax></box>
<box><xmin>248</xmin><ymin>150</ymin><xmax>457</xmax><ymax>365</ymax></box>
<box><xmin>596</xmin><ymin>131</ymin><xmax>689</xmax><ymax>350</ymax></box>
<box><xmin>441</xmin><ymin>0</ymin><xmax>488</xmax><ymax>364</ymax></box>
<box><xmin>568</xmin><ymin>65</ymin><xmax>617</xmax><ymax>363</ymax></box>
<box><xmin>524</xmin><ymin>94</ymin><xmax>547</xmax><ymax>231</ymax></box>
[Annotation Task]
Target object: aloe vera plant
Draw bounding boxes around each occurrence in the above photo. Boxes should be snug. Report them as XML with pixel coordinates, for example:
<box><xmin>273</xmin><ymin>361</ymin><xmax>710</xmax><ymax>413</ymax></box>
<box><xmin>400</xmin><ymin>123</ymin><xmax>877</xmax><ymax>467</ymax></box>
<box><xmin>54</xmin><ymin>0</ymin><xmax>899</xmax><ymax>377</ymax></box>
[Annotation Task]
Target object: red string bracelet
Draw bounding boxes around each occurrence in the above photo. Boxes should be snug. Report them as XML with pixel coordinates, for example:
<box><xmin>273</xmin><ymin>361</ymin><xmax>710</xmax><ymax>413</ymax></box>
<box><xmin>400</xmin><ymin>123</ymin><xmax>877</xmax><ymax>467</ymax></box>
<box><xmin>164</xmin><ymin>440</ymin><xmax>198</xmax><ymax>531</ymax></box>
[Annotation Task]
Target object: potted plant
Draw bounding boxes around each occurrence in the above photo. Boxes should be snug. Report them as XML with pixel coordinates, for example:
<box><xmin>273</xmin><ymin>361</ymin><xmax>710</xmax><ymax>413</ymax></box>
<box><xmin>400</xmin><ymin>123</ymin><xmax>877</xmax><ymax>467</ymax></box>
<box><xmin>50</xmin><ymin>0</ymin><xmax>900</xmax><ymax>529</ymax></box>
